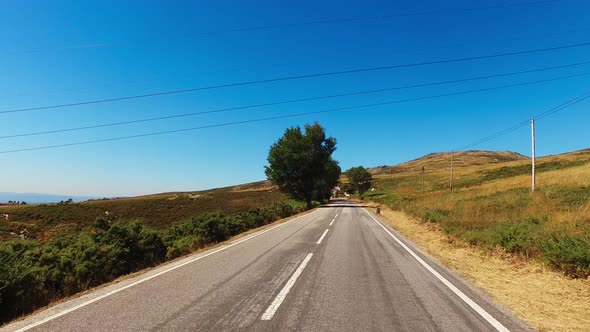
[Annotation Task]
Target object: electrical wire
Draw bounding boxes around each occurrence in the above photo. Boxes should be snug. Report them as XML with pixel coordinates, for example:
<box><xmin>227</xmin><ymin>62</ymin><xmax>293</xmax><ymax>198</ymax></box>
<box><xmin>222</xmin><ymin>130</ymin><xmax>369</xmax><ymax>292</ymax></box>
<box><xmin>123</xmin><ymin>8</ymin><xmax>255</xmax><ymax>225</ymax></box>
<box><xmin>3</xmin><ymin>60</ymin><xmax>590</xmax><ymax>139</ymax></box>
<box><xmin>3</xmin><ymin>41</ymin><xmax>590</xmax><ymax>115</ymax></box>
<box><xmin>458</xmin><ymin>90</ymin><xmax>590</xmax><ymax>150</ymax></box>
<box><xmin>1</xmin><ymin>71</ymin><xmax>587</xmax><ymax>154</ymax></box>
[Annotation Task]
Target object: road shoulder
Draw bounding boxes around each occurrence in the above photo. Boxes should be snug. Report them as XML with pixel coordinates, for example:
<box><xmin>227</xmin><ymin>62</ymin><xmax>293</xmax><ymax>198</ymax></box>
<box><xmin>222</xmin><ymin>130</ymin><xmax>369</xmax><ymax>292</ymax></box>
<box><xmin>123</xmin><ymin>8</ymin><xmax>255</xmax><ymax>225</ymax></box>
<box><xmin>366</xmin><ymin>203</ymin><xmax>590</xmax><ymax>332</ymax></box>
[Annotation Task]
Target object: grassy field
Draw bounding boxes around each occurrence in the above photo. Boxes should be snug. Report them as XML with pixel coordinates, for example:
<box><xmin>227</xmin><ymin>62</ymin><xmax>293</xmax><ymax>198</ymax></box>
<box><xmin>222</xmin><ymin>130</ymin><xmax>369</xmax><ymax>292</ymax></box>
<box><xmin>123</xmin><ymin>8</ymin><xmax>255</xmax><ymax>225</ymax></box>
<box><xmin>372</xmin><ymin>206</ymin><xmax>590</xmax><ymax>332</ymax></box>
<box><xmin>0</xmin><ymin>181</ymin><xmax>287</xmax><ymax>242</ymax></box>
<box><xmin>363</xmin><ymin>149</ymin><xmax>590</xmax><ymax>278</ymax></box>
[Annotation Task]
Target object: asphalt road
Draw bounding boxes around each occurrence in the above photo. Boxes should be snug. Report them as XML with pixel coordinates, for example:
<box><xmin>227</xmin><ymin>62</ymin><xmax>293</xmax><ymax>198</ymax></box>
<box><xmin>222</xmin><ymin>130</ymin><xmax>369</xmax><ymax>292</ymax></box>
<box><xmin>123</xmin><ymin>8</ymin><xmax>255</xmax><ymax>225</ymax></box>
<box><xmin>3</xmin><ymin>199</ymin><xmax>532</xmax><ymax>332</ymax></box>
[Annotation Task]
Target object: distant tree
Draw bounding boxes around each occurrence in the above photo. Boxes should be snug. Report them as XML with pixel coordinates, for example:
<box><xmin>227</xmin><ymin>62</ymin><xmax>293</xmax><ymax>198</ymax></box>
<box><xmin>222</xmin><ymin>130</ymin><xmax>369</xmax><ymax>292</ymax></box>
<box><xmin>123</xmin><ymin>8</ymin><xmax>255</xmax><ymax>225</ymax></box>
<box><xmin>341</xmin><ymin>182</ymin><xmax>355</xmax><ymax>195</ymax></box>
<box><xmin>265</xmin><ymin>122</ymin><xmax>341</xmax><ymax>208</ymax></box>
<box><xmin>346</xmin><ymin>166</ymin><xmax>372</xmax><ymax>199</ymax></box>
<box><xmin>20</xmin><ymin>201</ymin><xmax>27</xmax><ymax>205</ymax></box>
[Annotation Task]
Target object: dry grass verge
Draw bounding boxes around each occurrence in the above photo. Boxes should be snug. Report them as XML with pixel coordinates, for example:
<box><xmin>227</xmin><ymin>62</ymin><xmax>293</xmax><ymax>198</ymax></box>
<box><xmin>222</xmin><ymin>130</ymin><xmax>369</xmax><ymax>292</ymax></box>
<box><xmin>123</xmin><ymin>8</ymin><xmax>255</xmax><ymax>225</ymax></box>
<box><xmin>373</xmin><ymin>204</ymin><xmax>590</xmax><ymax>332</ymax></box>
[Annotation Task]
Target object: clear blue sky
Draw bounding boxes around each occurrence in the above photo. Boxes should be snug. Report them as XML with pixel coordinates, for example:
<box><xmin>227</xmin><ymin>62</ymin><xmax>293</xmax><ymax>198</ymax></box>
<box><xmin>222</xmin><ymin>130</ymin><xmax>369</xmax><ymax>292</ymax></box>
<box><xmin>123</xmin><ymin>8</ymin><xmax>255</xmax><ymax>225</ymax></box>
<box><xmin>1</xmin><ymin>0</ymin><xmax>589</xmax><ymax>197</ymax></box>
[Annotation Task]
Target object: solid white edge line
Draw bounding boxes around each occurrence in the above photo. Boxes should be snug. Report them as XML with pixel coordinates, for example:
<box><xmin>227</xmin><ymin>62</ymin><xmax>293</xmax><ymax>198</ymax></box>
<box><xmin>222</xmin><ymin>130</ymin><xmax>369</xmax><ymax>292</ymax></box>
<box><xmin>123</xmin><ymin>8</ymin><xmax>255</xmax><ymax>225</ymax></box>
<box><xmin>261</xmin><ymin>253</ymin><xmax>313</xmax><ymax>321</ymax></box>
<box><xmin>11</xmin><ymin>211</ymin><xmax>317</xmax><ymax>332</ymax></box>
<box><xmin>316</xmin><ymin>229</ymin><xmax>329</xmax><ymax>245</ymax></box>
<box><xmin>363</xmin><ymin>210</ymin><xmax>510</xmax><ymax>332</ymax></box>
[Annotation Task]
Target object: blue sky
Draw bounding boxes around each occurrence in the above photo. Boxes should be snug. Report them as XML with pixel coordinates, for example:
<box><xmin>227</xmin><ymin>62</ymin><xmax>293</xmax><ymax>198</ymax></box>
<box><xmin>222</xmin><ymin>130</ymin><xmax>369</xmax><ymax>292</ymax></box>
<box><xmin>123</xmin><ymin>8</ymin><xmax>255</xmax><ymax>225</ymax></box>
<box><xmin>1</xmin><ymin>0</ymin><xmax>589</xmax><ymax>197</ymax></box>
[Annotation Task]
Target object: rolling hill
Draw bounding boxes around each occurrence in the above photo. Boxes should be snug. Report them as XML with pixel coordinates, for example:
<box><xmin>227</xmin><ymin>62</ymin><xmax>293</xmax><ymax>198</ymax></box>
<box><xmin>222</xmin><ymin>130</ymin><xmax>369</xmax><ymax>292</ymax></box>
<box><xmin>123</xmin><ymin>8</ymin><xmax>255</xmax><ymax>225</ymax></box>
<box><xmin>362</xmin><ymin>148</ymin><xmax>590</xmax><ymax>278</ymax></box>
<box><xmin>368</xmin><ymin>150</ymin><xmax>528</xmax><ymax>175</ymax></box>
<box><xmin>0</xmin><ymin>180</ymin><xmax>281</xmax><ymax>242</ymax></box>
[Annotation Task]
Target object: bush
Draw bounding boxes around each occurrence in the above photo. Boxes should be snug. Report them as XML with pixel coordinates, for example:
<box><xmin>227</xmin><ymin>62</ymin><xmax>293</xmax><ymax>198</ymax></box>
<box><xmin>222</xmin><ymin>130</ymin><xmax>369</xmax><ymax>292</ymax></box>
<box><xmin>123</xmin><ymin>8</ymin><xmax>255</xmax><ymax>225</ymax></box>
<box><xmin>0</xmin><ymin>241</ymin><xmax>45</xmax><ymax>323</ymax></box>
<box><xmin>490</xmin><ymin>222</ymin><xmax>536</xmax><ymax>255</ymax></box>
<box><xmin>166</xmin><ymin>235</ymin><xmax>204</xmax><ymax>259</ymax></box>
<box><xmin>540</xmin><ymin>233</ymin><xmax>590</xmax><ymax>278</ymax></box>
<box><xmin>422</xmin><ymin>209</ymin><xmax>450</xmax><ymax>223</ymax></box>
<box><xmin>0</xmin><ymin>200</ymin><xmax>304</xmax><ymax>324</ymax></box>
<box><xmin>0</xmin><ymin>222</ymin><xmax>167</xmax><ymax>323</ymax></box>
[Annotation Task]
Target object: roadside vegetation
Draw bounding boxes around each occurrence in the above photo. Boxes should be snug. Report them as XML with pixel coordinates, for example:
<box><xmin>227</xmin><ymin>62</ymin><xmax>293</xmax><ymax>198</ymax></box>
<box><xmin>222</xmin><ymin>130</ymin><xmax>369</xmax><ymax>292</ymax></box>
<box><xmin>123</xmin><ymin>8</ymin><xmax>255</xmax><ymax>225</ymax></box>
<box><xmin>361</xmin><ymin>149</ymin><xmax>590</xmax><ymax>278</ymax></box>
<box><xmin>0</xmin><ymin>200</ymin><xmax>306</xmax><ymax>324</ymax></box>
<box><xmin>0</xmin><ymin>181</ymin><xmax>284</xmax><ymax>242</ymax></box>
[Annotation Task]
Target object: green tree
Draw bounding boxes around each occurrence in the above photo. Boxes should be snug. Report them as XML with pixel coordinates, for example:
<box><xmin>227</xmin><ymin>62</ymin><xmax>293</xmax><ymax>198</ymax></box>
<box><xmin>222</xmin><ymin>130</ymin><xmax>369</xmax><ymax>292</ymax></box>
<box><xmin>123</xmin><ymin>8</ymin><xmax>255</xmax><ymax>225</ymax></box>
<box><xmin>265</xmin><ymin>122</ymin><xmax>341</xmax><ymax>208</ymax></box>
<box><xmin>346</xmin><ymin>166</ymin><xmax>372</xmax><ymax>199</ymax></box>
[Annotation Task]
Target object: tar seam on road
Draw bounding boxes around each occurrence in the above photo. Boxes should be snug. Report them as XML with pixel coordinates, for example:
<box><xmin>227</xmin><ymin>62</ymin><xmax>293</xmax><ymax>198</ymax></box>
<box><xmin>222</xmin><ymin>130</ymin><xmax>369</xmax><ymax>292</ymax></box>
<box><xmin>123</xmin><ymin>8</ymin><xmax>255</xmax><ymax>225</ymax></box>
<box><xmin>316</xmin><ymin>229</ymin><xmax>330</xmax><ymax>245</ymax></box>
<box><xmin>10</xmin><ymin>211</ymin><xmax>319</xmax><ymax>332</ymax></box>
<box><xmin>363</xmin><ymin>209</ymin><xmax>511</xmax><ymax>332</ymax></box>
<box><xmin>261</xmin><ymin>253</ymin><xmax>314</xmax><ymax>321</ymax></box>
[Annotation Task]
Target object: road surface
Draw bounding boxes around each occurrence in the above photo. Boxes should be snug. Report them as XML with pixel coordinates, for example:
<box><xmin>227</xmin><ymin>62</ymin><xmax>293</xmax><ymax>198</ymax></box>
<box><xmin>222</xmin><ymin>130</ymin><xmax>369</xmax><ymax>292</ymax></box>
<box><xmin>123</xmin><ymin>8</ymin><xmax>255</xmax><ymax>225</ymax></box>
<box><xmin>2</xmin><ymin>200</ymin><xmax>532</xmax><ymax>332</ymax></box>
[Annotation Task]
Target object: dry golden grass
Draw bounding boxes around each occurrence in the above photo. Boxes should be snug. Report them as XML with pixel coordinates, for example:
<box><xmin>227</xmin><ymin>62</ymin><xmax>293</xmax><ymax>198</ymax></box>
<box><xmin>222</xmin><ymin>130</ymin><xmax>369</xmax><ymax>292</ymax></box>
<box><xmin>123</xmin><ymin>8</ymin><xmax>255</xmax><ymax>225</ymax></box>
<box><xmin>358</xmin><ymin>149</ymin><xmax>590</xmax><ymax>328</ymax></box>
<box><xmin>409</xmin><ymin>163</ymin><xmax>590</xmax><ymax>232</ymax></box>
<box><xmin>365</xmin><ymin>149</ymin><xmax>590</xmax><ymax>248</ymax></box>
<box><xmin>374</xmin><ymin>206</ymin><xmax>590</xmax><ymax>332</ymax></box>
<box><xmin>370</xmin><ymin>150</ymin><xmax>528</xmax><ymax>175</ymax></box>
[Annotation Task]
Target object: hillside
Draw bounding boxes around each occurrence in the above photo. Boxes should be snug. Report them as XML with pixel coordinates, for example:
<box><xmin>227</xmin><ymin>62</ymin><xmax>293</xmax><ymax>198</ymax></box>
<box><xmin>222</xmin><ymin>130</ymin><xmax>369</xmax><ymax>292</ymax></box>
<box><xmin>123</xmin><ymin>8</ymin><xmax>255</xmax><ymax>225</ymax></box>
<box><xmin>362</xmin><ymin>148</ymin><xmax>590</xmax><ymax>278</ymax></box>
<box><xmin>0</xmin><ymin>180</ymin><xmax>280</xmax><ymax>242</ymax></box>
<box><xmin>369</xmin><ymin>150</ymin><xmax>528</xmax><ymax>175</ymax></box>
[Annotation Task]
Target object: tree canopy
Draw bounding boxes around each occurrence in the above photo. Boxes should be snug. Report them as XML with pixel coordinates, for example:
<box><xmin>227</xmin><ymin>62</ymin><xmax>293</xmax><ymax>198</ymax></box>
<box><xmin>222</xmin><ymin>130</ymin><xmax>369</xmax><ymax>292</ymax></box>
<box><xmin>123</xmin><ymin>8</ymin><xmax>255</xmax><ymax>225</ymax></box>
<box><xmin>265</xmin><ymin>123</ymin><xmax>341</xmax><ymax>208</ymax></box>
<box><xmin>346</xmin><ymin>166</ymin><xmax>372</xmax><ymax>199</ymax></box>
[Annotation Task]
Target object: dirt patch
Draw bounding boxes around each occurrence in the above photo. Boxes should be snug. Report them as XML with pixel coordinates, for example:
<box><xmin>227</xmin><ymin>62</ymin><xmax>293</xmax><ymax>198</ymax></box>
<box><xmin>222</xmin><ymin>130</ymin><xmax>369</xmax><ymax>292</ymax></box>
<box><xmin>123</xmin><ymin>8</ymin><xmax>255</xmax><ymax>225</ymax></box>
<box><xmin>372</xmin><ymin>204</ymin><xmax>590</xmax><ymax>332</ymax></box>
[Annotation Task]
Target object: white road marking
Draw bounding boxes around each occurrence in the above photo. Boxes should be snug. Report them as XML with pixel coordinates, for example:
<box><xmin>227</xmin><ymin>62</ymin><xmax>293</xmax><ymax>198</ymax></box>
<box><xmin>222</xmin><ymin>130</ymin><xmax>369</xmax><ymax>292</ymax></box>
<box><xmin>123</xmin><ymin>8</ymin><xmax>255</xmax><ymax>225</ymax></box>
<box><xmin>329</xmin><ymin>218</ymin><xmax>335</xmax><ymax>226</ymax></box>
<box><xmin>316</xmin><ymin>229</ymin><xmax>329</xmax><ymax>244</ymax></box>
<box><xmin>261</xmin><ymin>253</ymin><xmax>313</xmax><ymax>321</ymax></box>
<box><xmin>363</xmin><ymin>210</ymin><xmax>510</xmax><ymax>332</ymax></box>
<box><xmin>10</xmin><ymin>211</ymin><xmax>319</xmax><ymax>332</ymax></box>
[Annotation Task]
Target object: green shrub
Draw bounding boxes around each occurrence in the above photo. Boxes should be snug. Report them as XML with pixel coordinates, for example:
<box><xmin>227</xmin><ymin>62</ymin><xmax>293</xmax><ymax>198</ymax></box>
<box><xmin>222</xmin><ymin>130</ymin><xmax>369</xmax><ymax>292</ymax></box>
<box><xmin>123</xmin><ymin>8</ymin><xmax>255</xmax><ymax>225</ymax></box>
<box><xmin>540</xmin><ymin>233</ymin><xmax>590</xmax><ymax>278</ymax></box>
<box><xmin>166</xmin><ymin>235</ymin><xmax>204</xmax><ymax>259</ymax></box>
<box><xmin>490</xmin><ymin>222</ymin><xmax>536</xmax><ymax>255</ymax></box>
<box><xmin>0</xmin><ymin>241</ymin><xmax>45</xmax><ymax>322</ymax></box>
<box><xmin>0</xmin><ymin>200</ymin><xmax>304</xmax><ymax>324</ymax></box>
<box><xmin>422</xmin><ymin>209</ymin><xmax>450</xmax><ymax>223</ymax></box>
<box><xmin>270</xmin><ymin>202</ymin><xmax>295</xmax><ymax>218</ymax></box>
<box><xmin>0</xmin><ymin>222</ymin><xmax>167</xmax><ymax>323</ymax></box>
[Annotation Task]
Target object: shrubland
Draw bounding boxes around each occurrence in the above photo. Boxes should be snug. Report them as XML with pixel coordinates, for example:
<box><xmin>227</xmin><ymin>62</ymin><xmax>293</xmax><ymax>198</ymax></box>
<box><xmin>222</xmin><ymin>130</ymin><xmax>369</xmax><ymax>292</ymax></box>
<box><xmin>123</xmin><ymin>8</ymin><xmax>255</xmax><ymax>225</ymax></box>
<box><xmin>364</xmin><ymin>149</ymin><xmax>590</xmax><ymax>278</ymax></box>
<box><xmin>0</xmin><ymin>200</ymin><xmax>306</xmax><ymax>324</ymax></box>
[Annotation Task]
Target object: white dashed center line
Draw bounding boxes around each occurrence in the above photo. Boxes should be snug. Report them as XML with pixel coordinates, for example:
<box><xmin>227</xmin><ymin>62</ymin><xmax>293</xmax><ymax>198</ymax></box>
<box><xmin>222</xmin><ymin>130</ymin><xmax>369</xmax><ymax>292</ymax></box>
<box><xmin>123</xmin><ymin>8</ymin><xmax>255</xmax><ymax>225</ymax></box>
<box><xmin>261</xmin><ymin>253</ymin><xmax>313</xmax><ymax>321</ymax></box>
<box><xmin>316</xmin><ymin>229</ymin><xmax>329</xmax><ymax>245</ymax></box>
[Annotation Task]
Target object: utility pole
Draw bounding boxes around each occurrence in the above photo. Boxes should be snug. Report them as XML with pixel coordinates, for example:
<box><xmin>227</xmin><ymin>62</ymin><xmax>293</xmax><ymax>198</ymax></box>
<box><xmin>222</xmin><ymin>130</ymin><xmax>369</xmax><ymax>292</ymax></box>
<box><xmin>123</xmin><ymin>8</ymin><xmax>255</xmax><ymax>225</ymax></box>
<box><xmin>422</xmin><ymin>166</ymin><xmax>425</xmax><ymax>193</ymax></box>
<box><xmin>450</xmin><ymin>150</ymin><xmax>454</xmax><ymax>192</ymax></box>
<box><xmin>531</xmin><ymin>118</ymin><xmax>536</xmax><ymax>191</ymax></box>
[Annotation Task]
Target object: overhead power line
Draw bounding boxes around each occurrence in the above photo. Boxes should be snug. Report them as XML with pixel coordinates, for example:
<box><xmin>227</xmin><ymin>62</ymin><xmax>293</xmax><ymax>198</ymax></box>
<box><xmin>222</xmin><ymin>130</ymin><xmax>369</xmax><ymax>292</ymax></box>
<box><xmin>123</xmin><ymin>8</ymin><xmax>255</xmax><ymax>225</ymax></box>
<box><xmin>458</xmin><ymin>90</ymin><xmax>590</xmax><ymax>150</ymax></box>
<box><xmin>2</xmin><ymin>61</ymin><xmax>590</xmax><ymax>139</ymax></box>
<box><xmin>1</xmin><ymin>71</ymin><xmax>587</xmax><ymax>155</ymax></box>
<box><xmin>3</xmin><ymin>0</ymin><xmax>558</xmax><ymax>55</ymax></box>
<box><xmin>3</xmin><ymin>40</ymin><xmax>590</xmax><ymax>115</ymax></box>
